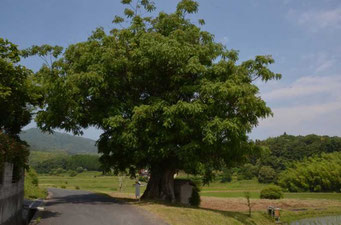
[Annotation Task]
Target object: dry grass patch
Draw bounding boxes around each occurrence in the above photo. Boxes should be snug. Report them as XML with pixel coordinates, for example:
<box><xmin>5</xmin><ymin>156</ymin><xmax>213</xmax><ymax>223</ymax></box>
<box><xmin>201</xmin><ymin>196</ymin><xmax>341</xmax><ymax>212</ymax></box>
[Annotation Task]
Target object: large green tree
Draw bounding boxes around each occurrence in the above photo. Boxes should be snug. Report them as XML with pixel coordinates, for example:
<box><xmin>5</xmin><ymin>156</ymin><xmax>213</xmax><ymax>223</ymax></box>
<box><xmin>0</xmin><ymin>38</ymin><xmax>42</xmax><ymax>137</ymax></box>
<box><xmin>31</xmin><ymin>0</ymin><xmax>281</xmax><ymax>201</ymax></box>
<box><xmin>0</xmin><ymin>38</ymin><xmax>42</xmax><ymax>171</ymax></box>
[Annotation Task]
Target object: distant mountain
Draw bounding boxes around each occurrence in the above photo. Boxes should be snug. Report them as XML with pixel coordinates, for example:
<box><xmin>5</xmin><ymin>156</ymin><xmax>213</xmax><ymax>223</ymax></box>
<box><xmin>20</xmin><ymin>128</ymin><xmax>98</xmax><ymax>154</ymax></box>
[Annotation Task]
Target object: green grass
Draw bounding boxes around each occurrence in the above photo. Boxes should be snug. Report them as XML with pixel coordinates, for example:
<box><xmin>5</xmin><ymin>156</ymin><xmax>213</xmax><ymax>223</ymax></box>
<box><xmin>137</xmin><ymin>202</ymin><xmax>274</xmax><ymax>225</ymax></box>
<box><xmin>280</xmin><ymin>207</ymin><xmax>341</xmax><ymax>223</ymax></box>
<box><xmin>38</xmin><ymin>171</ymin><xmax>146</xmax><ymax>193</ymax></box>
<box><xmin>284</xmin><ymin>192</ymin><xmax>341</xmax><ymax>200</ymax></box>
<box><xmin>201</xmin><ymin>191</ymin><xmax>260</xmax><ymax>198</ymax></box>
<box><xmin>201</xmin><ymin>179</ymin><xmax>269</xmax><ymax>192</ymax></box>
<box><xmin>197</xmin><ymin>178</ymin><xmax>341</xmax><ymax>200</ymax></box>
<box><xmin>25</xmin><ymin>172</ymin><xmax>47</xmax><ymax>199</ymax></box>
<box><xmin>201</xmin><ymin>190</ymin><xmax>341</xmax><ymax>200</ymax></box>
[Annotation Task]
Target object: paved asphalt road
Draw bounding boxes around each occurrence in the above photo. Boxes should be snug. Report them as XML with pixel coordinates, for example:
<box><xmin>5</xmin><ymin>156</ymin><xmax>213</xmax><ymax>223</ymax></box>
<box><xmin>37</xmin><ymin>188</ymin><xmax>168</xmax><ymax>225</ymax></box>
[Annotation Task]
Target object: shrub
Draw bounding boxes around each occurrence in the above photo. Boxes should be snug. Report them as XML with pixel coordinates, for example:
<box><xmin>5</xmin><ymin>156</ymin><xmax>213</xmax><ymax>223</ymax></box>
<box><xmin>220</xmin><ymin>168</ymin><xmax>232</xmax><ymax>183</ymax></box>
<box><xmin>50</xmin><ymin>168</ymin><xmax>66</xmax><ymax>175</ymax></box>
<box><xmin>278</xmin><ymin>152</ymin><xmax>341</xmax><ymax>192</ymax></box>
<box><xmin>0</xmin><ymin>132</ymin><xmax>29</xmax><ymax>175</ymax></box>
<box><xmin>258</xmin><ymin>166</ymin><xmax>277</xmax><ymax>183</ymax></box>
<box><xmin>24</xmin><ymin>168</ymin><xmax>47</xmax><ymax>199</ymax></box>
<box><xmin>260</xmin><ymin>186</ymin><xmax>283</xmax><ymax>199</ymax></box>
<box><xmin>69</xmin><ymin>170</ymin><xmax>78</xmax><ymax>177</ymax></box>
<box><xmin>61</xmin><ymin>185</ymin><xmax>66</xmax><ymax>189</ymax></box>
<box><xmin>27</xmin><ymin>168</ymin><xmax>39</xmax><ymax>186</ymax></box>
<box><xmin>75</xmin><ymin>186</ymin><xmax>80</xmax><ymax>190</ymax></box>
<box><xmin>189</xmin><ymin>185</ymin><xmax>201</xmax><ymax>207</ymax></box>
<box><xmin>190</xmin><ymin>177</ymin><xmax>203</xmax><ymax>188</ymax></box>
<box><xmin>238</xmin><ymin>163</ymin><xmax>258</xmax><ymax>180</ymax></box>
<box><xmin>76</xmin><ymin>166</ymin><xmax>84</xmax><ymax>173</ymax></box>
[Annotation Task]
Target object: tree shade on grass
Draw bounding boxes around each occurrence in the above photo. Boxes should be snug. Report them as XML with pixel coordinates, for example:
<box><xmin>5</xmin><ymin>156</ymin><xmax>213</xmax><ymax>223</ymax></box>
<box><xmin>27</xmin><ymin>0</ymin><xmax>281</xmax><ymax>202</ymax></box>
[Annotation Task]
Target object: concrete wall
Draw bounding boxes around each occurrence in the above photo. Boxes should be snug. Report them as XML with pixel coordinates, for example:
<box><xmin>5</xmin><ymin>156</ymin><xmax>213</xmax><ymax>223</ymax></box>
<box><xmin>0</xmin><ymin>162</ymin><xmax>24</xmax><ymax>225</ymax></box>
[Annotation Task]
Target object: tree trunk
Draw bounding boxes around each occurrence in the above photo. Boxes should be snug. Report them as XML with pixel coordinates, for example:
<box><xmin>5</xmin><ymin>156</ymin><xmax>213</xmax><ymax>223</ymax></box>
<box><xmin>141</xmin><ymin>168</ymin><xmax>176</xmax><ymax>202</ymax></box>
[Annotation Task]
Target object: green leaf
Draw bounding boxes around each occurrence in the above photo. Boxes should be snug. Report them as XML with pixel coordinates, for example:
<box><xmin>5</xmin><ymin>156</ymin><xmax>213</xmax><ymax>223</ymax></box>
<box><xmin>112</xmin><ymin>16</ymin><xmax>124</xmax><ymax>24</ymax></box>
<box><xmin>121</xmin><ymin>0</ymin><xmax>132</xmax><ymax>4</ymax></box>
<box><xmin>198</xmin><ymin>19</ymin><xmax>205</xmax><ymax>25</ymax></box>
<box><xmin>124</xmin><ymin>8</ymin><xmax>134</xmax><ymax>18</ymax></box>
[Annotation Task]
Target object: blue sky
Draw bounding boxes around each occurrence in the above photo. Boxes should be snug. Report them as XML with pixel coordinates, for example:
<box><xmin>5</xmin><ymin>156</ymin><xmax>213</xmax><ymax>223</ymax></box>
<box><xmin>1</xmin><ymin>0</ymin><xmax>340</xmax><ymax>140</ymax></box>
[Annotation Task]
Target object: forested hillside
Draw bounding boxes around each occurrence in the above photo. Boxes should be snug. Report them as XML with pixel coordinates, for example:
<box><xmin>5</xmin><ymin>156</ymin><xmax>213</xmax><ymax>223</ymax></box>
<box><xmin>20</xmin><ymin>128</ymin><xmax>97</xmax><ymax>154</ymax></box>
<box><xmin>29</xmin><ymin>151</ymin><xmax>101</xmax><ymax>174</ymax></box>
<box><xmin>258</xmin><ymin>133</ymin><xmax>341</xmax><ymax>171</ymax></box>
<box><xmin>232</xmin><ymin>134</ymin><xmax>341</xmax><ymax>185</ymax></box>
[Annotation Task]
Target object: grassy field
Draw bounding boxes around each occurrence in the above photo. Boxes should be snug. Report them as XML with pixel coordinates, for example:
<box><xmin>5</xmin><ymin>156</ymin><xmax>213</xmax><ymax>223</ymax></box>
<box><xmin>37</xmin><ymin>171</ymin><xmax>341</xmax><ymax>225</ymax></box>
<box><xmin>38</xmin><ymin>171</ymin><xmax>144</xmax><ymax>193</ymax></box>
<box><xmin>39</xmin><ymin>172</ymin><xmax>341</xmax><ymax>200</ymax></box>
<box><xmin>200</xmin><ymin>179</ymin><xmax>341</xmax><ymax>200</ymax></box>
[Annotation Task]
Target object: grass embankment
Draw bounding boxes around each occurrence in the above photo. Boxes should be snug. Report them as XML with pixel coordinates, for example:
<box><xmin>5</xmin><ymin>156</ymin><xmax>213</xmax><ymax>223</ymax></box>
<box><xmin>24</xmin><ymin>169</ymin><xmax>47</xmax><ymax>199</ymax></box>
<box><xmin>38</xmin><ymin>171</ymin><xmax>341</xmax><ymax>224</ymax></box>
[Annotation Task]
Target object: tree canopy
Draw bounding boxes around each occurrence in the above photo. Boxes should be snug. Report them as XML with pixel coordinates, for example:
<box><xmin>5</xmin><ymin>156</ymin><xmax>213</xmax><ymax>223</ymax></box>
<box><xmin>30</xmin><ymin>0</ymin><xmax>281</xmax><ymax>201</ymax></box>
<box><xmin>0</xmin><ymin>38</ymin><xmax>42</xmax><ymax>170</ymax></box>
<box><xmin>0</xmin><ymin>38</ymin><xmax>42</xmax><ymax>137</ymax></box>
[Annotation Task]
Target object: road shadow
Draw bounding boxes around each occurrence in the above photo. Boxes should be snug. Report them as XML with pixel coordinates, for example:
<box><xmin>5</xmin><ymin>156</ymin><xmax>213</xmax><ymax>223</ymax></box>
<box><xmin>46</xmin><ymin>192</ymin><xmax>122</xmax><ymax>207</ymax></box>
<box><xmin>39</xmin><ymin>210</ymin><xmax>62</xmax><ymax>220</ymax></box>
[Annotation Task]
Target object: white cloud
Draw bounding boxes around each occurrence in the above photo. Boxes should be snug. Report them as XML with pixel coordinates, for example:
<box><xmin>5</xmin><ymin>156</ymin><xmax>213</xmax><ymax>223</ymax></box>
<box><xmin>301</xmin><ymin>52</ymin><xmax>336</xmax><ymax>74</ymax></box>
<box><xmin>260</xmin><ymin>101</ymin><xmax>341</xmax><ymax>128</ymax></box>
<box><xmin>315</xmin><ymin>59</ymin><xmax>335</xmax><ymax>73</ymax></box>
<box><xmin>262</xmin><ymin>75</ymin><xmax>341</xmax><ymax>101</ymax></box>
<box><xmin>251</xmin><ymin>74</ymin><xmax>341</xmax><ymax>139</ymax></box>
<box><xmin>288</xmin><ymin>7</ymin><xmax>341</xmax><ymax>32</ymax></box>
<box><xmin>251</xmin><ymin>100</ymin><xmax>341</xmax><ymax>139</ymax></box>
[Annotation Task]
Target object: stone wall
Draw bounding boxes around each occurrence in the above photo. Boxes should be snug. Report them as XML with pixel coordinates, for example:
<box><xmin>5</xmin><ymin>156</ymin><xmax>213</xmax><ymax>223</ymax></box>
<box><xmin>0</xmin><ymin>162</ymin><xmax>24</xmax><ymax>225</ymax></box>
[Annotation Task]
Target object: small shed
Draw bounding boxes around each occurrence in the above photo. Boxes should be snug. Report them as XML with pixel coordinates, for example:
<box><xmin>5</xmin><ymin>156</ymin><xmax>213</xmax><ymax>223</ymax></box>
<box><xmin>174</xmin><ymin>179</ymin><xmax>195</xmax><ymax>205</ymax></box>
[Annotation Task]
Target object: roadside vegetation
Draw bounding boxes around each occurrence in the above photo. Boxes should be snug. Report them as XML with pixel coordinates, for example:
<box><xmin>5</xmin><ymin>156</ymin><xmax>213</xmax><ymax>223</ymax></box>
<box><xmin>37</xmin><ymin>171</ymin><xmax>341</xmax><ymax>224</ymax></box>
<box><xmin>24</xmin><ymin>168</ymin><xmax>47</xmax><ymax>199</ymax></box>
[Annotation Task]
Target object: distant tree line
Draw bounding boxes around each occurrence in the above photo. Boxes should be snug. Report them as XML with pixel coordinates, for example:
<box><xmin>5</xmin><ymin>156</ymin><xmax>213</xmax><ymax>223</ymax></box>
<box><xmin>29</xmin><ymin>151</ymin><xmax>101</xmax><ymax>174</ymax></box>
<box><xmin>257</xmin><ymin>133</ymin><xmax>341</xmax><ymax>172</ymax></box>
<box><xmin>221</xmin><ymin>134</ymin><xmax>341</xmax><ymax>187</ymax></box>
